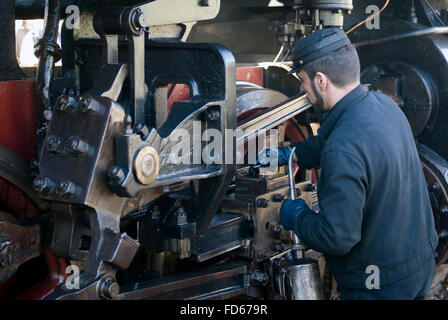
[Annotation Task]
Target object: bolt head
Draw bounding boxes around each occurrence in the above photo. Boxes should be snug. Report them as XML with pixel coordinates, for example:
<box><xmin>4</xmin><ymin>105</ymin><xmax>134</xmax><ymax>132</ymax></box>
<box><xmin>45</xmin><ymin>135</ymin><xmax>62</xmax><ymax>153</ymax></box>
<box><xmin>56</xmin><ymin>181</ymin><xmax>77</xmax><ymax>198</ymax></box>
<box><xmin>272</xmin><ymin>194</ymin><xmax>284</xmax><ymax>202</ymax></box>
<box><xmin>68</xmin><ymin>137</ymin><xmax>89</xmax><ymax>156</ymax></box>
<box><xmin>206</xmin><ymin>108</ymin><xmax>220</xmax><ymax>121</ymax></box>
<box><xmin>33</xmin><ymin>176</ymin><xmax>55</xmax><ymax>194</ymax></box>
<box><xmin>55</xmin><ymin>95</ymin><xmax>79</xmax><ymax>113</ymax></box>
<box><xmin>99</xmin><ymin>277</ymin><xmax>119</xmax><ymax>299</ymax></box>
<box><xmin>256</xmin><ymin>198</ymin><xmax>269</xmax><ymax>208</ymax></box>
<box><xmin>79</xmin><ymin>95</ymin><xmax>100</xmax><ymax>115</ymax></box>
<box><xmin>135</xmin><ymin>123</ymin><xmax>150</xmax><ymax>140</ymax></box>
<box><xmin>107</xmin><ymin>166</ymin><xmax>126</xmax><ymax>184</ymax></box>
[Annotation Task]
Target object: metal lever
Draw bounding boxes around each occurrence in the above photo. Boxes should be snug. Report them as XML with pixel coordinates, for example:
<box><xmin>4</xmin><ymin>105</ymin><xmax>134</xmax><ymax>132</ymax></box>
<box><xmin>287</xmin><ymin>147</ymin><xmax>305</xmax><ymax>258</ymax></box>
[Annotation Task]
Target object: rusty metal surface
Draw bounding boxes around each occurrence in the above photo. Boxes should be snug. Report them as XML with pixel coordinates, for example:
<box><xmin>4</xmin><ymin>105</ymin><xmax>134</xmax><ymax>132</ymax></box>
<box><xmin>0</xmin><ymin>212</ymin><xmax>40</xmax><ymax>283</ymax></box>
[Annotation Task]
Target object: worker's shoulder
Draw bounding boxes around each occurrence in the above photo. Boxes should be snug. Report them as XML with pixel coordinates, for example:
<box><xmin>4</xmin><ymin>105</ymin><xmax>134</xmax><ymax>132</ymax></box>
<box><xmin>323</xmin><ymin>90</ymin><xmax>408</xmax><ymax>161</ymax></box>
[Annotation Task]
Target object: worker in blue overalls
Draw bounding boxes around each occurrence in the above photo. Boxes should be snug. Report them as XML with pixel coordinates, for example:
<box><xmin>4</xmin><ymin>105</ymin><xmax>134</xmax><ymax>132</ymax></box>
<box><xmin>259</xmin><ymin>28</ymin><xmax>438</xmax><ymax>300</ymax></box>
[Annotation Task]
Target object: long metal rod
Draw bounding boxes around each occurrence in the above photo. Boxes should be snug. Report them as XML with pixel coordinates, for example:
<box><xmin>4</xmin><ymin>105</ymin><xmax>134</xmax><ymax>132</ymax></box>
<box><xmin>288</xmin><ymin>147</ymin><xmax>300</xmax><ymax>248</ymax></box>
<box><xmin>354</xmin><ymin>26</ymin><xmax>448</xmax><ymax>48</ymax></box>
<box><xmin>236</xmin><ymin>94</ymin><xmax>311</xmax><ymax>145</ymax></box>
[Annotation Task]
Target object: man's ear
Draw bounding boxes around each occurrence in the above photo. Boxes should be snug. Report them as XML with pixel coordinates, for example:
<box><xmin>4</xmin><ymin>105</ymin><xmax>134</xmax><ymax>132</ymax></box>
<box><xmin>314</xmin><ymin>72</ymin><xmax>328</xmax><ymax>92</ymax></box>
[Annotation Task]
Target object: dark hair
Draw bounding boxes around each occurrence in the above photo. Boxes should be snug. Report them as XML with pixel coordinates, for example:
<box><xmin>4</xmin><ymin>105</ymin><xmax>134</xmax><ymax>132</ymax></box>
<box><xmin>302</xmin><ymin>44</ymin><xmax>360</xmax><ymax>88</ymax></box>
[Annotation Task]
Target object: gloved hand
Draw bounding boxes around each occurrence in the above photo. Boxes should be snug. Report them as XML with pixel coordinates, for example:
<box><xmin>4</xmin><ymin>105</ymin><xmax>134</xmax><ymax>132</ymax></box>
<box><xmin>257</xmin><ymin>146</ymin><xmax>294</xmax><ymax>167</ymax></box>
<box><xmin>280</xmin><ymin>198</ymin><xmax>310</xmax><ymax>231</ymax></box>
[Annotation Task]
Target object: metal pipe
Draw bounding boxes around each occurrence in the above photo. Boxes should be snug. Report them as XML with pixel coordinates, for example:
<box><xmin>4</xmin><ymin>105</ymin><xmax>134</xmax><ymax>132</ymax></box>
<box><xmin>354</xmin><ymin>26</ymin><xmax>448</xmax><ymax>48</ymax></box>
<box><xmin>35</xmin><ymin>0</ymin><xmax>61</xmax><ymax>121</ymax></box>
<box><xmin>288</xmin><ymin>147</ymin><xmax>301</xmax><ymax>248</ymax></box>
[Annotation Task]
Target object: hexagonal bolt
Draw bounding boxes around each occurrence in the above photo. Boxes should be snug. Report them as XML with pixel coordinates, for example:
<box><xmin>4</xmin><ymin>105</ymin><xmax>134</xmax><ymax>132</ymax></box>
<box><xmin>251</xmin><ymin>270</ymin><xmax>269</xmax><ymax>286</ymax></box>
<box><xmin>67</xmin><ymin>137</ymin><xmax>90</xmax><ymax>157</ymax></box>
<box><xmin>79</xmin><ymin>95</ymin><xmax>101</xmax><ymax>115</ymax></box>
<box><xmin>107</xmin><ymin>166</ymin><xmax>126</xmax><ymax>184</ymax></box>
<box><xmin>98</xmin><ymin>276</ymin><xmax>120</xmax><ymax>300</ymax></box>
<box><xmin>272</xmin><ymin>194</ymin><xmax>284</xmax><ymax>202</ymax></box>
<box><xmin>270</xmin><ymin>225</ymin><xmax>283</xmax><ymax>234</ymax></box>
<box><xmin>56</xmin><ymin>181</ymin><xmax>77</xmax><ymax>198</ymax></box>
<box><xmin>256</xmin><ymin>198</ymin><xmax>269</xmax><ymax>208</ymax></box>
<box><xmin>175</xmin><ymin>207</ymin><xmax>187</xmax><ymax>225</ymax></box>
<box><xmin>33</xmin><ymin>176</ymin><xmax>56</xmax><ymax>194</ymax></box>
<box><xmin>134</xmin><ymin>123</ymin><xmax>149</xmax><ymax>140</ymax></box>
<box><xmin>55</xmin><ymin>95</ymin><xmax>79</xmax><ymax>114</ymax></box>
<box><xmin>45</xmin><ymin>135</ymin><xmax>62</xmax><ymax>154</ymax></box>
<box><xmin>206</xmin><ymin>108</ymin><xmax>220</xmax><ymax>121</ymax></box>
<box><xmin>0</xmin><ymin>241</ymin><xmax>12</xmax><ymax>267</ymax></box>
<box><xmin>304</xmin><ymin>184</ymin><xmax>316</xmax><ymax>192</ymax></box>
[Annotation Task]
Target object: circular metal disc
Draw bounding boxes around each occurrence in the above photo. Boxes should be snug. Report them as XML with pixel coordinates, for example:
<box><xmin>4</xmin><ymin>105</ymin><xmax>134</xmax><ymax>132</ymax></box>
<box><xmin>134</xmin><ymin>146</ymin><xmax>160</xmax><ymax>185</ymax></box>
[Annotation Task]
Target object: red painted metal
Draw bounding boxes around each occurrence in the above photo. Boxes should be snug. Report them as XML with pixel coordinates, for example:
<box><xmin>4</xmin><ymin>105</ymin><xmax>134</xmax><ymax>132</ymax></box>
<box><xmin>236</xmin><ymin>66</ymin><xmax>264</xmax><ymax>86</ymax></box>
<box><xmin>0</xmin><ymin>80</ymin><xmax>66</xmax><ymax>299</ymax></box>
<box><xmin>0</xmin><ymin>80</ymin><xmax>37</xmax><ymax>162</ymax></box>
<box><xmin>167</xmin><ymin>84</ymin><xmax>190</xmax><ymax>114</ymax></box>
<box><xmin>16</xmin><ymin>249</ymin><xmax>67</xmax><ymax>300</ymax></box>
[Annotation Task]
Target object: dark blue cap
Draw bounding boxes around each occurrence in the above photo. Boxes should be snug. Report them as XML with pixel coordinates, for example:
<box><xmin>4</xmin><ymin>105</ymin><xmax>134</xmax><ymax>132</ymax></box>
<box><xmin>289</xmin><ymin>28</ymin><xmax>352</xmax><ymax>74</ymax></box>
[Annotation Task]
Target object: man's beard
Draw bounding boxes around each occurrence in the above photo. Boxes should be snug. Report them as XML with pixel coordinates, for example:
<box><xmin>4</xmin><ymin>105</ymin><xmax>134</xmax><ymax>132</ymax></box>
<box><xmin>310</xmin><ymin>80</ymin><xmax>325</xmax><ymax>113</ymax></box>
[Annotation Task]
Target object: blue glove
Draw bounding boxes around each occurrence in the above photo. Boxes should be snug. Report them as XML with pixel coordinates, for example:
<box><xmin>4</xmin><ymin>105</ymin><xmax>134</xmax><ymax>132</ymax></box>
<box><xmin>280</xmin><ymin>198</ymin><xmax>310</xmax><ymax>231</ymax></box>
<box><xmin>257</xmin><ymin>146</ymin><xmax>292</xmax><ymax>167</ymax></box>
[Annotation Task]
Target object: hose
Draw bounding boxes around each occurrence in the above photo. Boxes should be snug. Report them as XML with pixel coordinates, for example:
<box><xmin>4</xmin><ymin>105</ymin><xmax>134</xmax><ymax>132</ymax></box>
<box><xmin>35</xmin><ymin>0</ymin><xmax>61</xmax><ymax>121</ymax></box>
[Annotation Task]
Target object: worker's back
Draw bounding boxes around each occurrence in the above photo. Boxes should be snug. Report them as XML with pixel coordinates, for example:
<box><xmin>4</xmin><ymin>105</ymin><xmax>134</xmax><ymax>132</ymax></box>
<box><xmin>320</xmin><ymin>86</ymin><xmax>439</xmax><ymax>289</ymax></box>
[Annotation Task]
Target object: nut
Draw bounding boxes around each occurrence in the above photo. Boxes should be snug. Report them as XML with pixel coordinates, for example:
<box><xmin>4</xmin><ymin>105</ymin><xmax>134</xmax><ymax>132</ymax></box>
<box><xmin>45</xmin><ymin>135</ymin><xmax>62</xmax><ymax>154</ymax></box>
<box><xmin>206</xmin><ymin>108</ymin><xmax>220</xmax><ymax>121</ymax></box>
<box><xmin>256</xmin><ymin>198</ymin><xmax>269</xmax><ymax>208</ymax></box>
<box><xmin>56</xmin><ymin>181</ymin><xmax>77</xmax><ymax>198</ymax></box>
<box><xmin>135</xmin><ymin>123</ymin><xmax>150</xmax><ymax>140</ymax></box>
<box><xmin>55</xmin><ymin>95</ymin><xmax>79</xmax><ymax>114</ymax></box>
<box><xmin>272</xmin><ymin>194</ymin><xmax>284</xmax><ymax>202</ymax></box>
<box><xmin>79</xmin><ymin>95</ymin><xmax>101</xmax><ymax>115</ymax></box>
<box><xmin>107</xmin><ymin>166</ymin><xmax>126</xmax><ymax>184</ymax></box>
<box><xmin>33</xmin><ymin>176</ymin><xmax>56</xmax><ymax>194</ymax></box>
<box><xmin>67</xmin><ymin>137</ymin><xmax>90</xmax><ymax>157</ymax></box>
<box><xmin>98</xmin><ymin>276</ymin><xmax>119</xmax><ymax>299</ymax></box>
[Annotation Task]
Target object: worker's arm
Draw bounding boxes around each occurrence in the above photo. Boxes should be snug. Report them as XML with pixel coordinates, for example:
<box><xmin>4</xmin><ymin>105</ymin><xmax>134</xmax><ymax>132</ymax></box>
<box><xmin>287</xmin><ymin>149</ymin><xmax>367</xmax><ymax>255</ymax></box>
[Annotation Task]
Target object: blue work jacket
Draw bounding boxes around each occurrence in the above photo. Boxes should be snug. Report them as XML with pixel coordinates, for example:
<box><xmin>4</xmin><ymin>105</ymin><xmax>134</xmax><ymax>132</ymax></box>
<box><xmin>291</xmin><ymin>85</ymin><xmax>438</xmax><ymax>289</ymax></box>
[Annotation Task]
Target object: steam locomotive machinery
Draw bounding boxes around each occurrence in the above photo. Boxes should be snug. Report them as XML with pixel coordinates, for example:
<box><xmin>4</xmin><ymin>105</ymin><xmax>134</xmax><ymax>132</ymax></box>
<box><xmin>0</xmin><ymin>0</ymin><xmax>447</xmax><ymax>300</ymax></box>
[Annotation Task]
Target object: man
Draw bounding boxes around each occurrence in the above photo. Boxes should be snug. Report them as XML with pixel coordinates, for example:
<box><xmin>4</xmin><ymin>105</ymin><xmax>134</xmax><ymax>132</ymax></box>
<box><xmin>260</xmin><ymin>28</ymin><xmax>439</xmax><ymax>299</ymax></box>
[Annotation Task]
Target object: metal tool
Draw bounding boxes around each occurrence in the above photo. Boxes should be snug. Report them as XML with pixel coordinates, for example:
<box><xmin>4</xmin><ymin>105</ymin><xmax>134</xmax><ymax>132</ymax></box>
<box><xmin>276</xmin><ymin>146</ymin><xmax>324</xmax><ymax>300</ymax></box>
<box><xmin>287</xmin><ymin>147</ymin><xmax>305</xmax><ymax>258</ymax></box>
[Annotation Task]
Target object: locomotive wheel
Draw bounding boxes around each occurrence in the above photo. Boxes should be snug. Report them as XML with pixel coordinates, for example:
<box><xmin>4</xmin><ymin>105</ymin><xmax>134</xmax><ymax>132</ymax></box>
<box><xmin>418</xmin><ymin>143</ymin><xmax>448</xmax><ymax>265</ymax></box>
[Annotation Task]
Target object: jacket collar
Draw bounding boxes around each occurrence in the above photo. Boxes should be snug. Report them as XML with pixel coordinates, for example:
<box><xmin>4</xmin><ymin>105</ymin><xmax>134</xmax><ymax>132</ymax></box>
<box><xmin>318</xmin><ymin>84</ymin><xmax>367</xmax><ymax>140</ymax></box>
